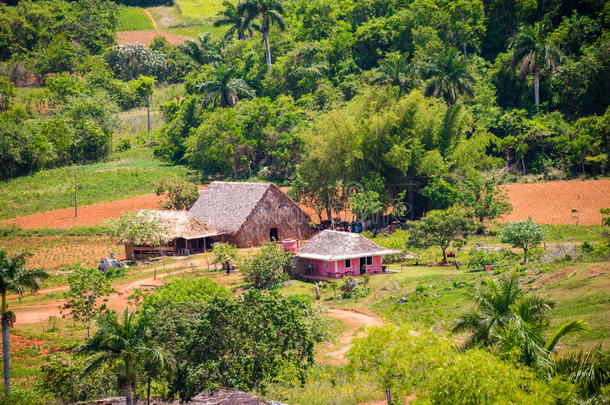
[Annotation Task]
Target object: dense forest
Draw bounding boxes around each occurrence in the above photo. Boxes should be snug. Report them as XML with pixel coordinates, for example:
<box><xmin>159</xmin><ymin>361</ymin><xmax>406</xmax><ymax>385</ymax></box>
<box><xmin>0</xmin><ymin>0</ymin><xmax>609</xmax><ymax>219</ymax></box>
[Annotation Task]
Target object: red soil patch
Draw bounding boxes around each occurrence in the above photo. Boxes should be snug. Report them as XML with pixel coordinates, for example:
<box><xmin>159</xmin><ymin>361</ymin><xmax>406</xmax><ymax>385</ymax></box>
<box><xmin>117</xmin><ymin>30</ymin><xmax>191</xmax><ymax>46</ymax></box>
<box><xmin>1</xmin><ymin>193</ymin><xmax>166</xmax><ymax>229</ymax></box>
<box><xmin>500</xmin><ymin>179</ymin><xmax>610</xmax><ymax>225</ymax></box>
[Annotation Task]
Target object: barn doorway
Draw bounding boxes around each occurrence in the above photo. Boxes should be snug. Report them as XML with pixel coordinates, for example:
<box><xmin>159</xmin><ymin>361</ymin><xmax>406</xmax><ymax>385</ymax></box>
<box><xmin>269</xmin><ymin>228</ymin><xmax>279</xmax><ymax>241</ymax></box>
<box><xmin>360</xmin><ymin>259</ymin><xmax>366</xmax><ymax>274</ymax></box>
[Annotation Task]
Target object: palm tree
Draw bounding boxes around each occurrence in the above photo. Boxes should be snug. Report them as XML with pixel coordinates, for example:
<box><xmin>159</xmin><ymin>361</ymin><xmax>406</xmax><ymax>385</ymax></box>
<box><xmin>554</xmin><ymin>344</ymin><xmax>610</xmax><ymax>401</ymax></box>
<box><xmin>78</xmin><ymin>309</ymin><xmax>174</xmax><ymax>405</ymax></box>
<box><xmin>181</xmin><ymin>33</ymin><xmax>223</xmax><ymax>65</ymax></box>
<box><xmin>196</xmin><ymin>64</ymin><xmax>255</xmax><ymax>108</ymax></box>
<box><xmin>422</xmin><ymin>48</ymin><xmax>475</xmax><ymax>108</ymax></box>
<box><xmin>454</xmin><ymin>274</ymin><xmax>587</xmax><ymax>372</ymax></box>
<box><xmin>0</xmin><ymin>248</ymin><xmax>47</xmax><ymax>395</ymax></box>
<box><xmin>237</xmin><ymin>0</ymin><xmax>286</xmax><ymax>71</ymax></box>
<box><xmin>510</xmin><ymin>23</ymin><xmax>561</xmax><ymax>111</ymax></box>
<box><xmin>214</xmin><ymin>0</ymin><xmax>253</xmax><ymax>40</ymax></box>
<box><xmin>453</xmin><ymin>274</ymin><xmax>523</xmax><ymax>348</ymax></box>
<box><xmin>376</xmin><ymin>51</ymin><xmax>415</xmax><ymax>95</ymax></box>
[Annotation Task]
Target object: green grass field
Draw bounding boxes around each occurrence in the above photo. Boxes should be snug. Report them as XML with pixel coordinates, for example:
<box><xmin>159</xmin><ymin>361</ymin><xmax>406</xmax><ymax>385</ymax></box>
<box><xmin>175</xmin><ymin>0</ymin><xmax>225</xmax><ymax>19</ymax></box>
<box><xmin>117</xmin><ymin>6</ymin><xmax>155</xmax><ymax>31</ymax></box>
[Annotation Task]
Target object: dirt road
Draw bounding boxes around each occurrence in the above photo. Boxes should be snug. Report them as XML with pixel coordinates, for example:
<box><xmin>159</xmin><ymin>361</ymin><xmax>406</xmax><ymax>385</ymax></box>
<box><xmin>320</xmin><ymin>308</ymin><xmax>383</xmax><ymax>366</ymax></box>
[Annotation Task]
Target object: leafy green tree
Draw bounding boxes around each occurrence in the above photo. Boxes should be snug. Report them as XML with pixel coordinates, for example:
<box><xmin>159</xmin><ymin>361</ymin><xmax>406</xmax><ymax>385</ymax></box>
<box><xmin>140</xmin><ymin>278</ymin><xmax>230</xmax><ymax>317</ymax></box>
<box><xmin>214</xmin><ymin>1</ymin><xmax>253</xmax><ymax>40</ymax></box>
<box><xmin>350</xmin><ymin>190</ymin><xmax>383</xmax><ymax>230</ymax></box>
<box><xmin>60</xmin><ymin>266</ymin><xmax>114</xmax><ymax>339</ymax></box>
<box><xmin>328</xmin><ymin>280</ymin><xmax>339</xmax><ymax>300</ymax></box>
<box><xmin>445</xmin><ymin>0</ymin><xmax>486</xmax><ymax>55</ymax></box>
<box><xmin>155</xmin><ymin>177</ymin><xmax>199</xmax><ymax>210</ymax></box>
<box><xmin>196</xmin><ymin>64</ymin><xmax>255</xmax><ymax>108</ymax></box>
<box><xmin>241</xmin><ymin>243</ymin><xmax>294</xmax><ymax>288</ymax></box>
<box><xmin>166</xmin><ymin>290</ymin><xmax>327</xmax><ymax>400</ymax></box>
<box><xmin>500</xmin><ymin>218</ymin><xmax>545</xmax><ymax>263</ymax></box>
<box><xmin>105</xmin><ymin>43</ymin><xmax>168</xmax><ymax>81</ymax></box>
<box><xmin>111</xmin><ymin>210</ymin><xmax>167</xmax><ymax>248</ymax></box>
<box><xmin>238</xmin><ymin>0</ymin><xmax>286</xmax><ymax>71</ymax></box>
<box><xmin>407</xmin><ymin>205</ymin><xmax>474</xmax><ymax>264</ymax></box>
<box><xmin>510</xmin><ymin>23</ymin><xmax>562</xmax><ymax>111</ymax></box>
<box><xmin>0</xmin><ymin>77</ymin><xmax>15</xmax><ymax>112</ymax></box>
<box><xmin>348</xmin><ymin>325</ymin><xmax>449</xmax><ymax>405</ymax></box>
<box><xmin>461</xmin><ymin>173</ymin><xmax>513</xmax><ymax>223</ymax></box>
<box><xmin>211</xmin><ymin>242</ymin><xmax>239</xmax><ymax>267</ymax></box>
<box><xmin>0</xmin><ymin>248</ymin><xmax>47</xmax><ymax>395</ymax></box>
<box><xmin>77</xmin><ymin>309</ymin><xmax>174</xmax><ymax>405</ymax></box>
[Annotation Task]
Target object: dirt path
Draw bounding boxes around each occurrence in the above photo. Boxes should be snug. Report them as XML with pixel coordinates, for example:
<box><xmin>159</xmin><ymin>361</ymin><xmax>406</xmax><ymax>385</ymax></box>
<box><xmin>319</xmin><ymin>308</ymin><xmax>383</xmax><ymax>366</ymax></box>
<box><xmin>144</xmin><ymin>9</ymin><xmax>157</xmax><ymax>29</ymax></box>
<box><xmin>11</xmin><ymin>267</ymin><xmax>198</xmax><ymax>325</ymax></box>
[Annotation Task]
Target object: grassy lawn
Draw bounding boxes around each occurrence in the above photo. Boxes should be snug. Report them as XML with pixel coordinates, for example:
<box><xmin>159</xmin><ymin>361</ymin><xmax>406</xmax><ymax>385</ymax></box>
<box><xmin>163</xmin><ymin>22</ymin><xmax>227</xmax><ymax>39</ymax></box>
<box><xmin>175</xmin><ymin>0</ymin><xmax>225</xmax><ymax>19</ymax></box>
<box><xmin>117</xmin><ymin>6</ymin><xmax>155</xmax><ymax>31</ymax></box>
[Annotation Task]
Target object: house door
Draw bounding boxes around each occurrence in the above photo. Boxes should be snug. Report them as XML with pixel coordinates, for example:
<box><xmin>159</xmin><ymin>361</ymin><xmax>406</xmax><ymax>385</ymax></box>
<box><xmin>359</xmin><ymin>259</ymin><xmax>366</xmax><ymax>275</ymax></box>
<box><xmin>270</xmin><ymin>228</ymin><xmax>279</xmax><ymax>241</ymax></box>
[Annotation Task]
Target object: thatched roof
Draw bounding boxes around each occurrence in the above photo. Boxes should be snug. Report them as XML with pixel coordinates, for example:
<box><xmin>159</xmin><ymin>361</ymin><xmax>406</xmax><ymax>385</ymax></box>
<box><xmin>189</xmin><ymin>182</ymin><xmax>305</xmax><ymax>235</ymax></box>
<box><xmin>296</xmin><ymin>230</ymin><xmax>401</xmax><ymax>261</ymax></box>
<box><xmin>144</xmin><ymin>210</ymin><xmax>220</xmax><ymax>241</ymax></box>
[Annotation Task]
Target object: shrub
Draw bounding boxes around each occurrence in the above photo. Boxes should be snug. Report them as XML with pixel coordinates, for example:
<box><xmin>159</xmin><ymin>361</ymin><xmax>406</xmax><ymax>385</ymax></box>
<box><xmin>116</xmin><ymin>138</ymin><xmax>131</xmax><ymax>152</ymax></box>
<box><xmin>423</xmin><ymin>349</ymin><xmax>557</xmax><ymax>404</ymax></box>
<box><xmin>241</xmin><ymin>243</ymin><xmax>295</xmax><ymax>288</ymax></box>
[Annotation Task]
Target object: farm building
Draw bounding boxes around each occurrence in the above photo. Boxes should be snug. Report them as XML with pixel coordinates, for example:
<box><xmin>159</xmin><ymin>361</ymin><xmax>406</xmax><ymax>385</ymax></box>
<box><xmin>294</xmin><ymin>230</ymin><xmax>401</xmax><ymax>280</ymax></box>
<box><xmin>123</xmin><ymin>210</ymin><xmax>221</xmax><ymax>260</ymax></box>
<box><xmin>189</xmin><ymin>182</ymin><xmax>311</xmax><ymax>248</ymax></box>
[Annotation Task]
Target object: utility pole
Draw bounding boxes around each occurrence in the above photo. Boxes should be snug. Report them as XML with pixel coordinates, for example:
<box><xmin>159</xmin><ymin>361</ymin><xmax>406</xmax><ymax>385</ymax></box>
<box><xmin>74</xmin><ymin>167</ymin><xmax>78</xmax><ymax>218</ymax></box>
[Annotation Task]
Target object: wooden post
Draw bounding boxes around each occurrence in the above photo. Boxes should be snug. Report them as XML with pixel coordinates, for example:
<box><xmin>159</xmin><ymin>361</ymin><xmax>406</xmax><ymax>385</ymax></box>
<box><xmin>74</xmin><ymin>167</ymin><xmax>78</xmax><ymax>218</ymax></box>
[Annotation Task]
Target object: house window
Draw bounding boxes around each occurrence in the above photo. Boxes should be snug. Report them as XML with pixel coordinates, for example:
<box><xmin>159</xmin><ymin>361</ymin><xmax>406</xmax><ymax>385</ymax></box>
<box><xmin>345</xmin><ymin>259</ymin><xmax>351</xmax><ymax>268</ymax></box>
<box><xmin>324</xmin><ymin>261</ymin><xmax>329</xmax><ymax>267</ymax></box>
<box><xmin>366</xmin><ymin>256</ymin><xmax>373</xmax><ymax>266</ymax></box>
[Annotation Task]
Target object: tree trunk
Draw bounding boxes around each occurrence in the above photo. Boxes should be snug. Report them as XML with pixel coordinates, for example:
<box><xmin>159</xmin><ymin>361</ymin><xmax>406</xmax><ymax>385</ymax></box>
<box><xmin>147</xmin><ymin>375</ymin><xmax>151</xmax><ymax>405</ymax></box>
<box><xmin>534</xmin><ymin>69</ymin><xmax>540</xmax><ymax>112</ymax></box>
<box><xmin>86</xmin><ymin>319</ymin><xmax>90</xmax><ymax>340</ymax></box>
<box><xmin>2</xmin><ymin>293</ymin><xmax>10</xmax><ymax>396</ymax></box>
<box><xmin>385</xmin><ymin>389</ymin><xmax>392</xmax><ymax>405</ymax></box>
<box><xmin>263</xmin><ymin>29</ymin><xmax>272</xmax><ymax>72</ymax></box>
<box><xmin>523</xmin><ymin>246</ymin><xmax>528</xmax><ymax>264</ymax></box>
<box><xmin>125</xmin><ymin>380</ymin><xmax>134</xmax><ymax>405</ymax></box>
<box><xmin>441</xmin><ymin>246</ymin><xmax>447</xmax><ymax>265</ymax></box>
<box><xmin>521</xmin><ymin>154</ymin><xmax>526</xmax><ymax>175</ymax></box>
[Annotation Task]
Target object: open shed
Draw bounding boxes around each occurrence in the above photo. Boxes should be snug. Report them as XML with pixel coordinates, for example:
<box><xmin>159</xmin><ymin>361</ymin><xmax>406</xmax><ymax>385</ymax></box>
<box><xmin>123</xmin><ymin>210</ymin><xmax>222</xmax><ymax>260</ymax></box>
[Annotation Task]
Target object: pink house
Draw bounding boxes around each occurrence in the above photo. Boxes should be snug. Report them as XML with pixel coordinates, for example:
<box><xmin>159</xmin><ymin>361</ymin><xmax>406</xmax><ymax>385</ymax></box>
<box><xmin>295</xmin><ymin>230</ymin><xmax>401</xmax><ymax>280</ymax></box>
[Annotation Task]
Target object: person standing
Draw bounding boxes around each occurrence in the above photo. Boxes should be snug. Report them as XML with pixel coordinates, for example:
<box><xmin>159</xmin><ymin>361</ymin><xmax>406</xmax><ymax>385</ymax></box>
<box><xmin>225</xmin><ymin>258</ymin><xmax>231</xmax><ymax>275</ymax></box>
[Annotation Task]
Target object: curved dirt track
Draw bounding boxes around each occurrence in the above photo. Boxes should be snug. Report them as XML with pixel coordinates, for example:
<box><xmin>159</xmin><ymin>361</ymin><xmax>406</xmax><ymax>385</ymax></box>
<box><xmin>320</xmin><ymin>308</ymin><xmax>383</xmax><ymax>366</ymax></box>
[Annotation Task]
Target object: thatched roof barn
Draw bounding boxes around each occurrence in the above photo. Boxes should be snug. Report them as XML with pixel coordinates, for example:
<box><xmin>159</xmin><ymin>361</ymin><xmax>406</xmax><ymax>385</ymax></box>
<box><xmin>124</xmin><ymin>210</ymin><xmax>222</xmax><ymax>260</ymax></box>
<box><xmin>295</xmin><ymin>230</ymin><xmax>400</xmax><ymax>279</ymax></box>
<box><xmin>189</xmin><ymin>182</ymin><xmax>311</xmax><ymax>248</ymax></box>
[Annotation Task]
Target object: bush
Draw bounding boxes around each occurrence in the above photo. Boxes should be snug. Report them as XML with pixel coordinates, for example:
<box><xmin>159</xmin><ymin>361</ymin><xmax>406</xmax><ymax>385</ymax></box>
<box><xmin>116</xmin><ymin>138</ymin><xmax>131</xmax><ymax>152</ymax></box>
<box><xmin>423</xmin><ymin>349</ymin><xmax>558</xmax><ymax>404</ymax></box>
<box><xmin>241</xmin><ymin>243</ymin><xmax>295</xmax><ymax>288</ymax></box>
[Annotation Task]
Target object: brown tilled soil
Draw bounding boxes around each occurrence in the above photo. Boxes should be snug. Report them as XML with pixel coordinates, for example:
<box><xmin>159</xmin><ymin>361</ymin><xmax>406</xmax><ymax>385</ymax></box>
<box><xmin>3</xmin><ymin>179</ymin><xmax>609</xmax><ymax>230</ymax></box>
<box><xmin>499</xmin><ymin>179</ymin><xmax>610</xmax><ymax>225</ymax></box>
<box><xmin>116</xmin><ymin>30</ymin><xmax>191</xmax><ymax>46</ymax></box>
<box><xmin>1</xmin><ymin>193</ymin><xmax>166</xmax><ymax>229</ymax></box>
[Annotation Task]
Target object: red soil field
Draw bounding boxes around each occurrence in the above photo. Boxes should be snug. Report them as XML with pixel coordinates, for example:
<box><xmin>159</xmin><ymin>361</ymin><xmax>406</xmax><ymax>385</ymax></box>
<box><xmin>116</xmin><ymin>30</ymin><xmax>191</xmax><ymax>46</ymax></box>
<box><xmin>499</xmin><ymin>179</ymin><xmax>610</xmax><ymax>225</ymax></box>
<box><xmin>2</xmin><ymin>179</ymin><xmax>609</xmax><ymax>231</ymax></box>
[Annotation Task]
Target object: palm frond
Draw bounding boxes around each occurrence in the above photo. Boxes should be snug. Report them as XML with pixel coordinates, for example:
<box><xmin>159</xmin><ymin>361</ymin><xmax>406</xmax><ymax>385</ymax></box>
<box><xmin>544</xmin><ymin>320</ymin><xmax>588</xmax><ymax>353</ymax></box>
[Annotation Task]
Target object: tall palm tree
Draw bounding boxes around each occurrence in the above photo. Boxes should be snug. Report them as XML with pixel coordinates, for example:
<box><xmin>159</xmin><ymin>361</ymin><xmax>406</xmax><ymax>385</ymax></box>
<box><xmin>78</xmin><ymin>309</ymin><xmax>174</xmax><ymax>405</ymax></box>
<box><xmin>214</xmin><ymin>0</ymin><xmax>253</xmax><ymax>40</ymax></box>
<box><xmin>237</xmin><ymin>0</ymin><xmax>286</xmax><ymax>71</ymax></box>
<box><xmin>181</xmin><ymin>33</ymin><xmax>223</xmax><ymax>65</ymax></box>
<box><xmin>510</xmin><ymin>23</ymin><xmax>561</xmax><ymax>111</ymax></box>
<box><xmin>422</xmin><ymin>48</ymin><xmax>475</xmax><ymax>108</ymax></box>
<box><xmin>196</xmin><ymin>64</ymin><xmax>255</xmax><ymax>108</ymax></box>
<box><xmin>0</xmin><ymin>248</ymin><xmax>47</xmax><ymax>395</ymax></box>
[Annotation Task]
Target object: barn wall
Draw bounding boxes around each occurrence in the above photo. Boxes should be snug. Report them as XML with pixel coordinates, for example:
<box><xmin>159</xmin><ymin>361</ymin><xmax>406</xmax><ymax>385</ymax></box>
<box><xmin>231</xmin><ymin>185</ymin><xmax>311</xmax><ymax>248</ymax></box>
